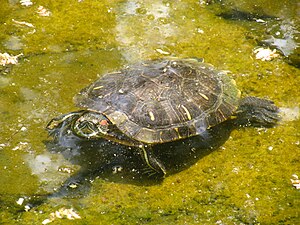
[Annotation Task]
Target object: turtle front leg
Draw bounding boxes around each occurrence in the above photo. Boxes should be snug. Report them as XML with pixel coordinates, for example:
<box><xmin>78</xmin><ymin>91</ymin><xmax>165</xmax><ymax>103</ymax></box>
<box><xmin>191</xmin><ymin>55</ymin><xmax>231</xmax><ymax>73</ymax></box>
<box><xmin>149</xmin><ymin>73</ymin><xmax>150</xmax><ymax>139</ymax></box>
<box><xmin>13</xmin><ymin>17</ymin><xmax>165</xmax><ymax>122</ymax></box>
<box><xmin>139</xmin><ymin>145</ymin><xmax>166</xmax><ymax>178</ymax></box>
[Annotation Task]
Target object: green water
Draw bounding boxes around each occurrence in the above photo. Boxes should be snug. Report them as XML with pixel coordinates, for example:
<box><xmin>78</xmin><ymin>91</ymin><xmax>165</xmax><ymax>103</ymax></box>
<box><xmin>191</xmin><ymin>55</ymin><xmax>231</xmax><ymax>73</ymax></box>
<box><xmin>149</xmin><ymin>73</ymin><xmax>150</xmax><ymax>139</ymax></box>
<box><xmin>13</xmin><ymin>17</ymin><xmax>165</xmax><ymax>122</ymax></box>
<box><xmin>0</xmin><ymin>0</ymin><xmax>299</xmax><ymax>224</ymax></box>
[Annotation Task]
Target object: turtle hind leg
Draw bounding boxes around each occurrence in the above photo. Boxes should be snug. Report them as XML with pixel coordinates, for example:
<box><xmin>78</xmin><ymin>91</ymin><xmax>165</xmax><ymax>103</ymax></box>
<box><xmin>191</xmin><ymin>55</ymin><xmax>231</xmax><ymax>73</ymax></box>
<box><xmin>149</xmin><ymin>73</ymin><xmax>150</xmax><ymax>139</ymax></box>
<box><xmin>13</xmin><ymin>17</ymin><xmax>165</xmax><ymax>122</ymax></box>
<box><xmin>234</xmin><ymin>96</ymin><xmax>280</xmax><ymax>127</ymax></box>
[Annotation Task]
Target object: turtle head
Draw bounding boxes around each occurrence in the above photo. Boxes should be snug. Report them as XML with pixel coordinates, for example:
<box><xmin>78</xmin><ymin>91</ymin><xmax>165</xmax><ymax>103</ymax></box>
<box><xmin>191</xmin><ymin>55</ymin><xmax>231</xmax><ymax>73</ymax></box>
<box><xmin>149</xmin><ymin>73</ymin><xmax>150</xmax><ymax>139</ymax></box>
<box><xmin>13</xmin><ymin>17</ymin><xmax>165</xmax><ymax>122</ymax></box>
<box><xmin>72</xmin><ymin>111</ymin><xmax>110</xmax><ymax>139</ymax></box>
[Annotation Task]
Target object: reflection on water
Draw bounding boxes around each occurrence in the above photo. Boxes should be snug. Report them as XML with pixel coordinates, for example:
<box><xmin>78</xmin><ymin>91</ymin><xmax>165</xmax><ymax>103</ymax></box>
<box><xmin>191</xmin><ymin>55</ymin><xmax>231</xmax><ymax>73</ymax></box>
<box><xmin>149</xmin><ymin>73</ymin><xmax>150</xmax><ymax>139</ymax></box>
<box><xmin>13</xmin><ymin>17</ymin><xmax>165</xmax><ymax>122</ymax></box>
<box><xmin>24</xmin><ymin>152</ymin><xmax>77</xmax><ymax>193</ymax></box>
<box><xmin>115</xmin><ymin>0</ymin><xmax>180</xmax><ymax>62</ymax></box>
<box><xmin>210</xmin><ymin>2</ymin><xmax>299</xmax><ymax>67</ymax></box>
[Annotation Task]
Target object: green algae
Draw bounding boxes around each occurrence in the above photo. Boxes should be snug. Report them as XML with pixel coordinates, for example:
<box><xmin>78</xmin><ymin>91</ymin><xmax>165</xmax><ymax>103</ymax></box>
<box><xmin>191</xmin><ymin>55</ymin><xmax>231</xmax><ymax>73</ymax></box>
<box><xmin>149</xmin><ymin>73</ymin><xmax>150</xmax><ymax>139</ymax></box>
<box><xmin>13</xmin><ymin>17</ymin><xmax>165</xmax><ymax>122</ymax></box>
<box><xmin>1</xmin><ymin>0</ymin><xmax>299</xmax><ymax>224</ymax></box>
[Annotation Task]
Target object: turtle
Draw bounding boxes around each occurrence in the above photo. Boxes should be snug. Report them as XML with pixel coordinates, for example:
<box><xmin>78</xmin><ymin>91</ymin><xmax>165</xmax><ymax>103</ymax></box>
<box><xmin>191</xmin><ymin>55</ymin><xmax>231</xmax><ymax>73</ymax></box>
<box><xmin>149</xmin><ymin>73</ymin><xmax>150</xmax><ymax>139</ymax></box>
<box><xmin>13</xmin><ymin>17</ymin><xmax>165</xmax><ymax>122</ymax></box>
<box><xmin>47</xmin><ymin>58</ymin><xmax>279</xmax><ymax>177</ymax></box>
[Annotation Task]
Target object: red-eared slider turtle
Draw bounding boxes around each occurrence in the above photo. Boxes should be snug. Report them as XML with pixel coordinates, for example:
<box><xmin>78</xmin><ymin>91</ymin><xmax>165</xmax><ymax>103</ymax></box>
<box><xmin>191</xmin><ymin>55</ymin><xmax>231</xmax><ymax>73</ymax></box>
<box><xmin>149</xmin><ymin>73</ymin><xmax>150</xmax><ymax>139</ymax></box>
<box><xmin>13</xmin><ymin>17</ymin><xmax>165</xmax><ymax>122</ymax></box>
<box><xmin>47</xmin><ymin>58</ymin><xmax>279</xmax><ymax>177</ymax></box>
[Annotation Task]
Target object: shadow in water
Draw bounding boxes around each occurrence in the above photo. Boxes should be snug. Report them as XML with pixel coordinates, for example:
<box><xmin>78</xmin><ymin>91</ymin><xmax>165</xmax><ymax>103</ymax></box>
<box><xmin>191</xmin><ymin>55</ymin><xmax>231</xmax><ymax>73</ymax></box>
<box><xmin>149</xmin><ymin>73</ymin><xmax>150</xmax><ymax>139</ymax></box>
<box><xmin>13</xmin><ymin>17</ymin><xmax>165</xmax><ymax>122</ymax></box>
<box><xmin>26</xmin><ymin>119</ymin><xmax>235</xmax><ymax>209</ymax></box>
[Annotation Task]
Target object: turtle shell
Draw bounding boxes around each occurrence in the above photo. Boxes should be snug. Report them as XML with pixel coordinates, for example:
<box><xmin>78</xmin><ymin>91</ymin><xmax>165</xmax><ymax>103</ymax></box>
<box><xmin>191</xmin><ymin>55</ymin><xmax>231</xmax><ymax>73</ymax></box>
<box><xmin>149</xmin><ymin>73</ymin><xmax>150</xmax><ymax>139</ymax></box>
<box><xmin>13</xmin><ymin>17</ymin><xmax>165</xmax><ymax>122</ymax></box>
<box><xmin>74</xmin><ymin>58</ymin><xmax>241</xmax><ymax>144</ymax></box>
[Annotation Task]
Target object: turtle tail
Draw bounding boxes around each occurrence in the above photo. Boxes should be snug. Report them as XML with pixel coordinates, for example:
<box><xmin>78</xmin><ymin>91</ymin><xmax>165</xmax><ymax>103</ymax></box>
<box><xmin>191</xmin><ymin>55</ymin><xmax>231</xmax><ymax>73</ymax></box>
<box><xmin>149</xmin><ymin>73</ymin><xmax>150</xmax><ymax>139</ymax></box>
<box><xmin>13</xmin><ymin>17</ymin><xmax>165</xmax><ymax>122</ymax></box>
<box><xmin>233</xmin><ymin>96</ymin><xmax>280</xmax><ymax>127</ymax></box>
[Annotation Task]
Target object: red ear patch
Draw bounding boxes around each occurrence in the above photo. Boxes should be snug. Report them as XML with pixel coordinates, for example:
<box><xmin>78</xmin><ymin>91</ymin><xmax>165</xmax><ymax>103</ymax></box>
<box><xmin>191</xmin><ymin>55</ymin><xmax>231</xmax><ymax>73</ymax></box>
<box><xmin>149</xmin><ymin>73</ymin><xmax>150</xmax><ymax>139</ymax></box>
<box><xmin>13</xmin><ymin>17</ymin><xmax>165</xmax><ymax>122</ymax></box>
<box><xmin>99</xmin><ymin>119</ymin><xmax>109</xmax><ymax>126</ymax></box>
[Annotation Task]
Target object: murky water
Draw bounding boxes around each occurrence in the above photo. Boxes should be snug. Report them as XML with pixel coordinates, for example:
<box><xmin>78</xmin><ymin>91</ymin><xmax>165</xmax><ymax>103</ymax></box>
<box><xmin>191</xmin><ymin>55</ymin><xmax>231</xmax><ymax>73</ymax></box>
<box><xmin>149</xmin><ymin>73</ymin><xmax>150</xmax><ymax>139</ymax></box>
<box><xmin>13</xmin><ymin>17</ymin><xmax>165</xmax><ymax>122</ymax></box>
<box><xmin>0</xmin><ymin>0</ymin><xmax>299</xmax><ymax>224</ymax></box>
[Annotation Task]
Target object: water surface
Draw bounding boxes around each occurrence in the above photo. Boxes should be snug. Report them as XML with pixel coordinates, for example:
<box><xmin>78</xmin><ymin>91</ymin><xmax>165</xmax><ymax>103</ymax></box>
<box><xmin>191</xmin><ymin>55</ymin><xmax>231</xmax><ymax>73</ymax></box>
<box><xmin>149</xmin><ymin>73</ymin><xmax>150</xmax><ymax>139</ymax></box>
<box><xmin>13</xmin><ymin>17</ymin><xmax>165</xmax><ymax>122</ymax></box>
<box><xmin>0</xmin><ymin>0</ymin><xmax>299</xmax><ymax>224</ymax></box>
